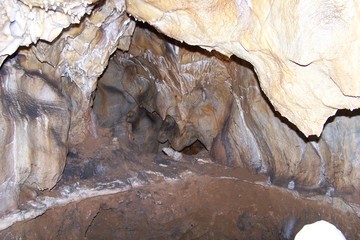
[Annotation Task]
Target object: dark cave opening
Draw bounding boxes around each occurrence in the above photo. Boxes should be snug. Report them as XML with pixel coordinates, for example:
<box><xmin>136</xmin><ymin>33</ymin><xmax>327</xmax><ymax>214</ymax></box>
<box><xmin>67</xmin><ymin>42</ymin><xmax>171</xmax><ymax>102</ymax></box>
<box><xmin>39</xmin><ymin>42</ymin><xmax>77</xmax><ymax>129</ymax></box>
<box><xmin>90</xmin><ymin>24</ymin><xmax>215</xmax><ymax>157</ymax></box>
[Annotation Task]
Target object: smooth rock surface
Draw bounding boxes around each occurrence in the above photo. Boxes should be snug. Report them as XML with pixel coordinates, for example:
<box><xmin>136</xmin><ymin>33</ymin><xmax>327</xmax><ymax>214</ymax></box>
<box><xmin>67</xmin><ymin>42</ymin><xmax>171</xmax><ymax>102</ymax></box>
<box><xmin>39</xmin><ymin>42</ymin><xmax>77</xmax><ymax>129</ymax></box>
<box><xmin>0</xmin><ymin>59</ymin><xmax>70</xmax><ymax>215</ymax></box>
<box><xmin>295</xmin><ymin>220</ymin><xmax>346</xmax><ymax>240</ymax></box>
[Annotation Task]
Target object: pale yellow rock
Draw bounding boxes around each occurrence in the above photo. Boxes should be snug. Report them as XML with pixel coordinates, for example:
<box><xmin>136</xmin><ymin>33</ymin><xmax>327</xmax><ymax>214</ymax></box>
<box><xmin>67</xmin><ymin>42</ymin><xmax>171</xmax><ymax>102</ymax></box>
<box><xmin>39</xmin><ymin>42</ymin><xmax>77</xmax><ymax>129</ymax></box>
<box><xmin>126</xmin><ymin>0</ymin><xmax>360</xmax><ymax>136</ymax></box>
<box><xmin>19</xmin><ymin>0</ymin><xmax>98</xmax><ymax>10</ymax></box>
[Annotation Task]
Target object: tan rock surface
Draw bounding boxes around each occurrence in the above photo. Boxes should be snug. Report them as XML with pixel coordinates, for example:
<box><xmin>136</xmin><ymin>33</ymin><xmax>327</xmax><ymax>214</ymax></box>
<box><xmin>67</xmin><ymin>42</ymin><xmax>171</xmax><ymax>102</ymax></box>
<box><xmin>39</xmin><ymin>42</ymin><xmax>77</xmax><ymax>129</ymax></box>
<box><xmin>126</xmin><ymin>0</ymin><xmax>360</xmax><ymax>136</ymax></box>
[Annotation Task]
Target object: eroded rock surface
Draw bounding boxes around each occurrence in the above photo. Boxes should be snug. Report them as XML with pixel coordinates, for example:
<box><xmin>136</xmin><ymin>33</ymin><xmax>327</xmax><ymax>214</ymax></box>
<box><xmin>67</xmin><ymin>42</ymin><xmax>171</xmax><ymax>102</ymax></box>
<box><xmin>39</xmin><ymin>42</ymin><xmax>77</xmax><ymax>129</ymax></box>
<box><xmin>0</xmin><ymin>0</ymin><xmax>99</xmax><ymax>66</ymax></box>
<box><xmin>94</xmin><ymin>26</ymin><xmax>233</xmax><ymax>153</ymax></box>
<box><xmin>18</xmin><ymin>0</ymin><xmax>135</xmax><ymax>144</ymax></box>
<box><xmin>0</xmin><ymin>0</ymin><xmax>135</xmax><ymax>214</ymax></box>
<box><xmin>92</xmin><ymin>24</ymin><xmax>360</xmax><ymax>203</ymax></box>
<box><xmin>126</xmin><ymin>0</ymin><xmax>360</xmax><ymax>136</ymax></box>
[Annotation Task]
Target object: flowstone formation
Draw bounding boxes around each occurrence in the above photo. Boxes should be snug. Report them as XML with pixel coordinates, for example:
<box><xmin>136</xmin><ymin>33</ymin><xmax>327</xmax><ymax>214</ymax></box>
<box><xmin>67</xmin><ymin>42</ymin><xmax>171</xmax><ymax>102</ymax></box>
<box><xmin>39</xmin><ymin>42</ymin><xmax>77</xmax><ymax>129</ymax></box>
<box><xmin>0</xmin><ymin>0</ymin><xmax>135</xmax><ymax>215</ymax></box>
<box><xmin>94</xmin><ymin>25</ymin><xmax>360</xmax><ymax>199</ymax></box>
<box><xmin>0</xmin><ymin>0</ymin><xmax>360</xmax><ymax>236</ymax></box>
<box><xmin>0</xmin><ymin>0</ymin><xmax>98</xmax><ymax>66</ymax></box>
<box><xmin>126</xmin><ymin>0</ymin><xmax>360</xmax><ymax>137</ymax></box>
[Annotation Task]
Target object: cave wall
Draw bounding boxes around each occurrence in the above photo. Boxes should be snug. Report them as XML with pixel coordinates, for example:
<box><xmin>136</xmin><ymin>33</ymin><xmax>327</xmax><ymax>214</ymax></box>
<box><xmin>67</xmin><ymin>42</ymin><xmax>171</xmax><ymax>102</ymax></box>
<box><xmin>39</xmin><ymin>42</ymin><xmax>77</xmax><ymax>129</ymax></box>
<box><xmin>0</xmin><ymin>0</ymin><xmax>360</xmax><ymax>217</ymax></box>
<box><xmin>0</xmin><ymin>59</ymin><xmax>70</xmax><ymax>214</ymax></box>
<box><xmin>94</xmin><ymin>26</ymin><xmax>360</xmax><ymax>198</ymax></box>
<box><xmin>126</xmin><ymin>0</ymin><xmax>360</xmax><ymax>137</ymax></box>
<box><xmin>223</xmin><ymin>60</ymin><xmax>360</xmax><ymax>195</ymax></box>
<box><xmin>0</xmin><ymin>0</ymin><xmax>135</xmax><ymax>215</ymax></box>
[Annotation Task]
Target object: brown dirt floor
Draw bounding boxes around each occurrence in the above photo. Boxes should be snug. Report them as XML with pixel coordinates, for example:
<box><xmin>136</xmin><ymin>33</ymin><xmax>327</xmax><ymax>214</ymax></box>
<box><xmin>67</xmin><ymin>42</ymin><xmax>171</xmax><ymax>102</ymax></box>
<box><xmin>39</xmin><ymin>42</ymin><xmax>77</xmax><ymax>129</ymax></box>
<box><xmin>1</xmin><ymin>126</ymin><xmax>360</xmax><ymax>240</ymax></box>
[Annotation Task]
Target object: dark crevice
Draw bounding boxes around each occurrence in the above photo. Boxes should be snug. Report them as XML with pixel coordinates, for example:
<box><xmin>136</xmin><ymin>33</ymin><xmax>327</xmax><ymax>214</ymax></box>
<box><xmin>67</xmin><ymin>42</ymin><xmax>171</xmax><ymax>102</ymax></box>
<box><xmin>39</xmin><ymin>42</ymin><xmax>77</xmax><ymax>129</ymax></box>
<box><xmin>85</xmin><ymin>209</ymin><xmax>100</xmax><ymax>237</ymax></box>
<box><xmin>180</xmin><ymin>140</ymin><xmax>207</xmax><ymax>155</ymax></box>
<box><xmin>288</xmin><ymin>59</ymin><xmax>314</xmax><ymax>67</ymax></box>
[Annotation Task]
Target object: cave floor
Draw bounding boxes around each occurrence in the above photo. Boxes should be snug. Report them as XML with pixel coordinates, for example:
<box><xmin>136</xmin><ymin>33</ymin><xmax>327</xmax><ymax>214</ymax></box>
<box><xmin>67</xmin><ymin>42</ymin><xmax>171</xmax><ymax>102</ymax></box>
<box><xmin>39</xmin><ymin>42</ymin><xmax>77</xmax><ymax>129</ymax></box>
<box><xmin>1</xmin><ymin>127</ymin><xmax>360</xmax><ymax>239</ymax></box>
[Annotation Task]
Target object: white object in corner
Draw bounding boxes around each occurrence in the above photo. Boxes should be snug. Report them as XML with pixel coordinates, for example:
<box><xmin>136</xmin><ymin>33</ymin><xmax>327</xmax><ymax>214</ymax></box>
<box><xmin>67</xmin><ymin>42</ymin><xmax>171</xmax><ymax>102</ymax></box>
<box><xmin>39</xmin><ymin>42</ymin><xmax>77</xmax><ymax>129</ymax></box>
<box><xmin>295</xmin><ymin>220</ymin><xmax>346</xmax><ymax>240</ymax></box>
<box><xmin>162</xmin><ymin>147</ymin><xmax>182</xmax><ymax>161</ymax></box>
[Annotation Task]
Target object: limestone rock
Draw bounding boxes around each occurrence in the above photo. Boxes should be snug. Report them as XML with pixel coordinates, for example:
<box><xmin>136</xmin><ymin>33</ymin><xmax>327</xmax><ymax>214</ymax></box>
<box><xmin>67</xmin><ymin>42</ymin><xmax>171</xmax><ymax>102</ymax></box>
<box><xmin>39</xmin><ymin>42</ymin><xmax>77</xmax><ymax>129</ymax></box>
<box><xmin>94</xmin><ymin>26</ymin><xmax>233</xmax><ymax>152</ymax></box>
<box><xmin>0</xmin><ymin>0</ymin><xmax>135</xmax><ymax>215</ymax></box>
<box><xmin>0</xmin><ymin>0</ymin><xmax>99</xmax><ymax>66</ymax></box>
<box><xmin>319</xmin><ymin>111</ymin><xmax>360</xmax><ymax>195</ymax></box>
<box><xmin>126</xmin><ymin>0</ymin><xmax>360</xmax><ymax>137</ymax></box>
<box><xmin>1</xmin><ymin>0</ymin><xmax>360</xmax><ymax>221</ymax></box>
<box><xmin>213</xmin><ymin>59</ymin><xmax>325</xmax><ymax>189</ymax></box>
<box><xmin>92</xmin><ymin>25</ymin><xmax>360</xmax><ymax>196</ymax></box>
<box><xmin>17</xmin><ymin>0</ymin><xmax>135</xmax><ymax>143</ymax></box>
<box><xmin>0</xmin><ymin>59</ymin><xmax>70</xmax><ymax>214</ymax></box>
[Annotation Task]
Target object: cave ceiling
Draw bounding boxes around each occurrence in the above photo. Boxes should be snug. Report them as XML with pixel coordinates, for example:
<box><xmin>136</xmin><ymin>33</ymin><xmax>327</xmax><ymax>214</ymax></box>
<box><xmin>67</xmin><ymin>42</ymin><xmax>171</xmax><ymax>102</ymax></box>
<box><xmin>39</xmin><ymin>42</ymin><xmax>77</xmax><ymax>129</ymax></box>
<box><xmin>2</xmin><ymin>0</ymin><xmax>360</xmax><ymax>136</ymax></box>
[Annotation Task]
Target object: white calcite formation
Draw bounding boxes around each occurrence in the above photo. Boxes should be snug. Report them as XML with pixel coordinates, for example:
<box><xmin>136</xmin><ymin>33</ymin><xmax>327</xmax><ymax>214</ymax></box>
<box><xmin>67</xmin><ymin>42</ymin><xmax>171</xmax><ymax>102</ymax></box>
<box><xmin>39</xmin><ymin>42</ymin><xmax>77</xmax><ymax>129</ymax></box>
<box><xmin>0</xmin><ymin>0</ymin><xmax>100</xmax><ymax>66</ymax></box>
<box><xmin>295</xmin><ymin>220</ymin><xmax>346</xmax><ymax>240</ymax></box>
<box><xmin>17</xmin><ymin>0</ymin><xmax>135</xmax><ymax>144</ymax></box>
<box><xmin>125</xmin><ymin>0</ymin><xmax>360</xmax><ymax>137</ymax></box>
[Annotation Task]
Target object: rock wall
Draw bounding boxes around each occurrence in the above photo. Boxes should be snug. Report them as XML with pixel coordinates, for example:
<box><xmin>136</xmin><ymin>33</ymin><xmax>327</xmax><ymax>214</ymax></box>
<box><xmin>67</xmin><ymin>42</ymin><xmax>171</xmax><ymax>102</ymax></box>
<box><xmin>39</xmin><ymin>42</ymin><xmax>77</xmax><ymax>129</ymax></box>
<box><xmin>0</xmin><ymin>0</ymin><xmax>136</xmax><ymax>215</ymax></box>
<box><xmin>0</xmin><ymin>59</ymin><xmax>70</xmax><ymax>214</ymax></box>
<box><xmin>0</xmin><ymin>0</ymin><xmax>99</xmax><ymax>65</ymax></box>
<box><xmin>126</xmin><ymin>0</ymin><xmax>360</xmax><ymax>137</ymax></box>
<box><xmin>94</xmin><ymin>26</ymin><xmax>360</xmax><ymax>201</ymax></box>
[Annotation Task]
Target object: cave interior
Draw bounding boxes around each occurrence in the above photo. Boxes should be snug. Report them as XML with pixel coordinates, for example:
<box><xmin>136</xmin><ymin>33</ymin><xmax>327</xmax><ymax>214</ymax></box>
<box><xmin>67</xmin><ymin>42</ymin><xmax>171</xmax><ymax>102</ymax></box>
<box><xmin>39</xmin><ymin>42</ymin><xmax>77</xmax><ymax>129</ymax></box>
<box><xmin>0</xmin><ymin>0</ymin><xmax>360</xmax><ymax>239</ymax></box>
